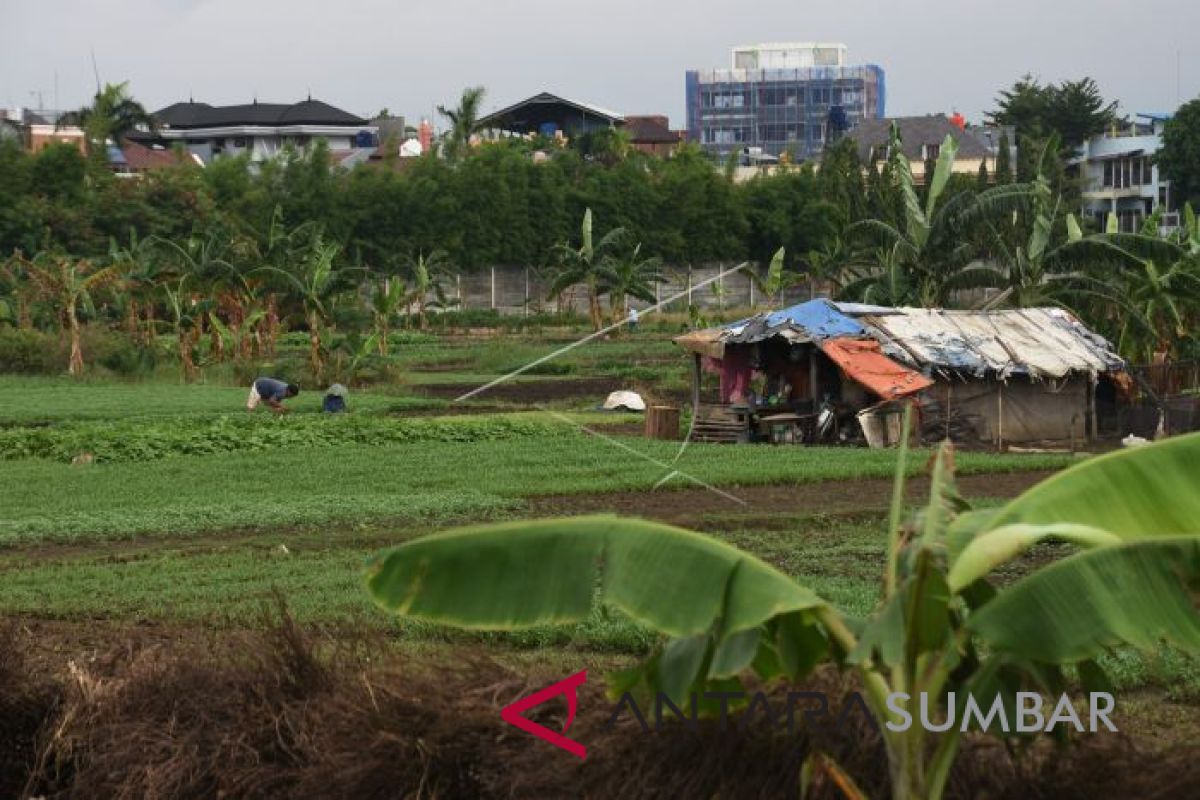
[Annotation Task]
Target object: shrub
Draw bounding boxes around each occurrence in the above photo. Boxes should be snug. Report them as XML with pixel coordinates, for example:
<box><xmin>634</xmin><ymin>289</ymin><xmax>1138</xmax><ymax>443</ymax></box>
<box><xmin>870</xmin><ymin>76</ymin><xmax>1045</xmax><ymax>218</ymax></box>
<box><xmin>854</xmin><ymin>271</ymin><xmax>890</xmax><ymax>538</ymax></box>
<box><xmin>0</xmin><ymin>329</ymin><xmax>55</xmax><ymax>374</ymax></box>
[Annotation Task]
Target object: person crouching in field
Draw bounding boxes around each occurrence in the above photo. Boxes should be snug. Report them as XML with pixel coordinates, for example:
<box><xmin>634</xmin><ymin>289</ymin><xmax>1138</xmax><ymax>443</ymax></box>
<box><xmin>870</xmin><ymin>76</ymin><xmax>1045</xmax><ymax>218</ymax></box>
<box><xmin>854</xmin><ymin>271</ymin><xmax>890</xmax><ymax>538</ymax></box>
<box><xmin>247</xmin><ymin>377</ymin><xmax>299</xmax><ymax>414</ymax></box>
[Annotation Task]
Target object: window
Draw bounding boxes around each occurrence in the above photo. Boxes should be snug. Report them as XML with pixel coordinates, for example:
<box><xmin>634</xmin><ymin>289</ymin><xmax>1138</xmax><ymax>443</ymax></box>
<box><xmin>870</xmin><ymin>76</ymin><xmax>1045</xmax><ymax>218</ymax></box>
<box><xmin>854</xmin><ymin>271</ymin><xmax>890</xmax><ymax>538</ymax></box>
<box><xmin>923</xmin><ymin>143</ymin><xmax>941</xmax><ymax>160</ymax></box>
<box><xmin>233</xmin><ymin>137</ymin><xmax>247</xmax><ymax>148</ymax></box>
<box><xmin>1132</xmin><ymin>158</ymin><xmax>1143</xmax><ymax>186</ymax></box>
<box><xmin>764</xmin><ymin>87</ymin><xmax>788</xmax><ymax>106</ymax></box>
<box><xmin>1103</xmin><ymin>161</ymin><xmax>1114</xmax><ymax>188</ymax></box>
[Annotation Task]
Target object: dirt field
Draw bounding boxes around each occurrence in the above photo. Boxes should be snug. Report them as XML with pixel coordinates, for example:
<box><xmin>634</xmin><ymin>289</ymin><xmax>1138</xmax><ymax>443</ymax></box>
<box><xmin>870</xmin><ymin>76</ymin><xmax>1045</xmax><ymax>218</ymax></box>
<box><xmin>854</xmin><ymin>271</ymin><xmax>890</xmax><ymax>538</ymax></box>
<box><xmin>530</xmin><ymin>470</ymin><xmax>1055</xmax><ymax>524</ymax></box>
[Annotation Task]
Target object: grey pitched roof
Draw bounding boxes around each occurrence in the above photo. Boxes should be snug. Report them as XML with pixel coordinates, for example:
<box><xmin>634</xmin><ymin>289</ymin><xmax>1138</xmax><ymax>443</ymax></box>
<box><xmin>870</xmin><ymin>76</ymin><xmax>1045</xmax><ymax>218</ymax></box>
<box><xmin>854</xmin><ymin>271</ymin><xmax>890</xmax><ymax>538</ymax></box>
<box><xmin>479</xmin><ymin>91</ymin><xmax>624</xmax><ymax>131</ymax></box>
<box><xmin>846</xmin><ymin>115</ymin><xmax>998</xmax><ymax>162</ymax></box>
<box><xmin>155</xmin><ymin>99</ymin><xmax>367</xmax><ymax>129</ymax></box>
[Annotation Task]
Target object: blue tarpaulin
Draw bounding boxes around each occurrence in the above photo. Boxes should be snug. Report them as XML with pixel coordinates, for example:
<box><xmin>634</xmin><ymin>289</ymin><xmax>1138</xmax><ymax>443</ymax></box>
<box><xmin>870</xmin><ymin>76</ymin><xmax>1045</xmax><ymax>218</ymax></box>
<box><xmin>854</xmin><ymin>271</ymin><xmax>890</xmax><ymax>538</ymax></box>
<box><xmin>723</xmin><ymin>299</ymin><xmax>865</xmax><ymax>343</ymax></box>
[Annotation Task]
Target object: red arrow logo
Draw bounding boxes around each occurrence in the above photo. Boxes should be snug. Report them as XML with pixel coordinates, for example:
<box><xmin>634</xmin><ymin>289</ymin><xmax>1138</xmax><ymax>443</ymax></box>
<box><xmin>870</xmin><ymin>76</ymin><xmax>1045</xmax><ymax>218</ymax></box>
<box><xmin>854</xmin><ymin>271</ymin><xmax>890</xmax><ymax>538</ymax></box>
<box><xmin>500</xmin><ymin>670</ymin><xmax>588</xmax><ymax>759</ymax></box>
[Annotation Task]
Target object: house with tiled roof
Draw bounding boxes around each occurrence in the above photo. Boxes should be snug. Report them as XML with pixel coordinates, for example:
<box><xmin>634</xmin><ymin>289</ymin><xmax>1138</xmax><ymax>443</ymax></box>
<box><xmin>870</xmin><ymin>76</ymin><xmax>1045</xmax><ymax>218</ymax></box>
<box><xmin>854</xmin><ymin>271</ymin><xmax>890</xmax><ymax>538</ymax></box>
<box><xmin>136</xmin><ymin>98</ymin><xmax>377</xmax><ymax>164</ymax></box>
<box><xmin>845</xmin><ymin>114</ymin><xmax>1015</xmax><ymax>184</ymax></box>
<box><xmin>624</xmin><ymin>115</ymin><xmax>683</xmax><ymax>156</ymax></box>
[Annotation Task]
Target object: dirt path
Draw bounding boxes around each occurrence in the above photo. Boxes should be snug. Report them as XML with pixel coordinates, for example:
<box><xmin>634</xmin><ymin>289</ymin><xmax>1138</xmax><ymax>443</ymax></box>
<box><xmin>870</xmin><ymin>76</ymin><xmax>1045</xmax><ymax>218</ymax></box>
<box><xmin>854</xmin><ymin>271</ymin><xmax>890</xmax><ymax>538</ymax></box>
<box><xmin>528</xmin><ymin>470</ymin><xmax>1056</xmax><ymax>525</ymax></box>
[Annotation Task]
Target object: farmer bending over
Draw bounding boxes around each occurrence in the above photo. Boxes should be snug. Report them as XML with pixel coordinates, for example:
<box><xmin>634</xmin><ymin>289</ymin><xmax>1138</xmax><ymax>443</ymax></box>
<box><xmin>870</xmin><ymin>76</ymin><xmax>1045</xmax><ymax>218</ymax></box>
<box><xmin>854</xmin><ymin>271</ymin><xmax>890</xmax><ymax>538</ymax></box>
<box><xmin>247</xmin><ymin>376</ymin><xmax>299</xmax><ymax>414</ymax></box>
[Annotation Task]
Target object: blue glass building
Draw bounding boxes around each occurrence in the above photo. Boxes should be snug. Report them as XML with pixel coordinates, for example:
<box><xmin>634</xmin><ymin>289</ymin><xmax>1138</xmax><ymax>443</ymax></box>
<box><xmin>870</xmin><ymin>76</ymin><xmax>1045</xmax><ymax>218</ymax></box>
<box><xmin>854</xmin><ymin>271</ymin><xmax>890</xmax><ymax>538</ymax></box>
<box><xmin>685</xmin><ymin>43</ymin><xmax>886</xmax><ymax>162</ymax></box>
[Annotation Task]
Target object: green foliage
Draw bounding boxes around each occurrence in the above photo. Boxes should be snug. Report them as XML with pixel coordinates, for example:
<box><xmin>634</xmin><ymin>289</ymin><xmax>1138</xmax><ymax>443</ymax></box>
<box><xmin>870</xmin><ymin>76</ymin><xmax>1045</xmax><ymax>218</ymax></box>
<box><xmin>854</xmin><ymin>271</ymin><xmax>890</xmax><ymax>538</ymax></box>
<box><xmin>0</xmin><ymin>412</ymin><xmax>556</xmax><ymax>463</ymax></box>
<box><xmin>1157</xmin><ymin>98</ymin><xmax>1200</xmax><ymax>210</ymax></box>
<box><xmin>0</xmin><ymin>329</ymin><xmax>55</xmax><ymax>374</ymax></box>
<box><xmin>988</xmin><ymin>74</ymin><xmax>1118</xmax><ymax>150</ymax></box>
<box><xmin>365</xmin><ymin>431</ymin><xmax>1200</xmax><ymax>800</ymax></box>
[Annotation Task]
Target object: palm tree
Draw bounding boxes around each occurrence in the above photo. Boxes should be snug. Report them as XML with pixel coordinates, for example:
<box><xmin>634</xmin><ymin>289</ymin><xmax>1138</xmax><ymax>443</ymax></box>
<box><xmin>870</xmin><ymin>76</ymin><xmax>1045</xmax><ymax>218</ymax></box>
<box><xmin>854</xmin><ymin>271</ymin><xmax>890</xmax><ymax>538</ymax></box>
<box><xmin>436</xmin><ymin>86</ymin><xmax>486</xmax><ymax>160</ymax></box>
<box><xmin>25</xmin><ymin>254</ymin><xmax>121</xmax><ymax>375</ymax></box>
<box><xmin>58</xmin><ymin>81</ymin><xmax>154</xmax><ymax>156</ymax></box>
<box><xmin>549</xmin><ymin>208</ymin><xmax>627</xmax><ymax>330</ymax></box>
<box><xmin>598</xmin><ymin>242</ymin><xmax>664</xmax><ymax>322</ymax></box>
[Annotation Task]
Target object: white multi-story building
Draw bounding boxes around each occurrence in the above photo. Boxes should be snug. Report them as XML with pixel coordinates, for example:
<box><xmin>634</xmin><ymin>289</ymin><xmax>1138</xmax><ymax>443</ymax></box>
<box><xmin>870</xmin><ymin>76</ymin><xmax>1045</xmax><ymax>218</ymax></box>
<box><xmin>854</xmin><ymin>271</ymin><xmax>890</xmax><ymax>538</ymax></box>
<box><xmin>1074</xmin><ymin>113</ymin><xmax>1177</xmax><ymax>234</ymax></box>
<box><xmin>729</xmin><ymin>42</ymin><xmax>848</xmax><ymax>70</ymax></box>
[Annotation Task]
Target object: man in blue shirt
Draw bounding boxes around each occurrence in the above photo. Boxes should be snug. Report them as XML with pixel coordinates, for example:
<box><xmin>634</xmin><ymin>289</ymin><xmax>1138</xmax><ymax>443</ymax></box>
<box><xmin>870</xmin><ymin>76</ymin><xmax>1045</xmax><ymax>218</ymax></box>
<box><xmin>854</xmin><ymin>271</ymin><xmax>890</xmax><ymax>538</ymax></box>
<box><xmin>247</xmin><ymin>377</ymin><xmax>299</xmax><ymax>414</ymax></box>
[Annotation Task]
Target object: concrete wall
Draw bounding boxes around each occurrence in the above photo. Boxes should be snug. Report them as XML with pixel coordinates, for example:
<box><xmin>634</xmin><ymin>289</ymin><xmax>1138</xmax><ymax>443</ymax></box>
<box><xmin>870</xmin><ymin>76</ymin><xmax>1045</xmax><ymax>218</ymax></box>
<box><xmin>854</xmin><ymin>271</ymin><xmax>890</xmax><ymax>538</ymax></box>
<box><xmin>442</xmin><ymin>263</ymin><xmax>818</xmax><ymax>315</ymax></box>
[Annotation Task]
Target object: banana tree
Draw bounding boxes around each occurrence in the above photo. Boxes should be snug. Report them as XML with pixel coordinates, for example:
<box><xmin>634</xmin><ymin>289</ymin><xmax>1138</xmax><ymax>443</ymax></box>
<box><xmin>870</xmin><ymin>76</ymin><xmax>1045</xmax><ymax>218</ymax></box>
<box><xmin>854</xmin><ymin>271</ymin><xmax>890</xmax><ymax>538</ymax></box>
<box><xmin>0</xmin><ymin>251</ymin><xmax>38</xmax><ymax>329</ymax></box>
<box><xmin>365</xmin><ymin>431</ymin><xmax>1200</xmax><ymax>800</ymax></box>
<box><xmin>748</xmin><ymin>247</ymin><xmax>804</xmax><ymax>309</ymax></box>
<box><xmin>849</xmin><ymin>128</ymin><xmax>1030</xmax><ymax>306</ymax></box>
<box><xmin>25</xmin><ymin>254</ymin><xmax>121</xmax><ymax>375</ymax></box>
<box><xmin>597</xmin><ymin>242</ymin><xmax>665</xmax><ymax>323</ymax></box>
<box><xmin>370</xmin><ymin>277</ymin><xmax>405</xmax><ymax>355</ymax></box>
<box><xmin>162</xmin><ymin>276</ymin><xmax>206</xmax><ymax>381</ymax></box>
<box><xmin>402</xmin><ymin>250</ymin><xmax>453</xmax><ymax>330</ymax></box>
<box><xmin>550</xmin><ymin>208</ymin><xmax>627</xmax><ymax>331</ymax></box>
<box><xmin>257</xmin><ymin>232</ymin><xmax>349</xmax><ymax>380</ymax></box>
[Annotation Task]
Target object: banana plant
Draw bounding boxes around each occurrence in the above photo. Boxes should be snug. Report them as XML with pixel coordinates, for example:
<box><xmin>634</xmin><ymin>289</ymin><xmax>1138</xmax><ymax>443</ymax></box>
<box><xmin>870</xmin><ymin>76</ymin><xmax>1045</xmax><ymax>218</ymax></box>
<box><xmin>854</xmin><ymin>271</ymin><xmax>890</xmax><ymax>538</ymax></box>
<box><xmin>748</xmin><ymin>246</ymin><xmax>803</xmax><ymax>308</ymax></box>
<box><xmin>849</xmin><ymin>127</ymin><xmax>1030</xmax><ymax>307</ymax></box>
<box><xmin>550</xmin><ymin>208</ymin><xmax>627</xmax><ymax>331</ymax></box>
<box><xmin>24</xmin><ymin>253</ymin><xmax>122</xmax><ymax>376</ymax></box>
<box><xmin>365</xmin><ymin>430</ymin><xmax>1200</xmax><ymax>800</ymax></box>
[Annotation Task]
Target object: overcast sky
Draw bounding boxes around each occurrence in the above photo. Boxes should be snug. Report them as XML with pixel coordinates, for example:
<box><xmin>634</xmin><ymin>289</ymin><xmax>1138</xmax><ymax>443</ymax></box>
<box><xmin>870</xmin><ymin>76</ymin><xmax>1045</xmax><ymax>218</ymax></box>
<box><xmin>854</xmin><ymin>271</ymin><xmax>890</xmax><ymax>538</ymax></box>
<box><xmin>3</xmin><ymin>0</ymin><xmax>1197</xmax><ymax>128</ymax></box>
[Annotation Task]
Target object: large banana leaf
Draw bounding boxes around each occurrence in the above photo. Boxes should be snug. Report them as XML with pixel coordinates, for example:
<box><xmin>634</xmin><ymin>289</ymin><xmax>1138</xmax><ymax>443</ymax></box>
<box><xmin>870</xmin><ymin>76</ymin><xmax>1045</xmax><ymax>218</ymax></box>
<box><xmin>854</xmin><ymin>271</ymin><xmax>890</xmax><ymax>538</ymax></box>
<box><xmin>966</xmin><ymin>537</ymin><xmax>1200</xmax><ymax>662</ymax></box>
<box><xmin>948</xmin><ymin>433</ymin><xmax>1200</xmax><ymax>589</ymax></box>
<box><xmin>985</xmin><ymin>432</ymin><xmax>1200</xmax><ymax>534</ymax></box>
<box><xmin>365</xmin><ymin>515</ymin><xmax>826</xmax><ymax>641</ymax></box>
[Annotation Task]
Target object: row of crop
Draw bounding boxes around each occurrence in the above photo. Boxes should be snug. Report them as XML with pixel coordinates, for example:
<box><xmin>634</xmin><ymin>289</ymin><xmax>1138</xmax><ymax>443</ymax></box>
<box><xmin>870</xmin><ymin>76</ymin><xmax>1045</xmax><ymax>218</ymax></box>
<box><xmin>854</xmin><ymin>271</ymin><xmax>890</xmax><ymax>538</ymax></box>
<box><xmin>0</xmin><ymin>413</ymin><xmax>564</xmax><ymax>463</ymax></box>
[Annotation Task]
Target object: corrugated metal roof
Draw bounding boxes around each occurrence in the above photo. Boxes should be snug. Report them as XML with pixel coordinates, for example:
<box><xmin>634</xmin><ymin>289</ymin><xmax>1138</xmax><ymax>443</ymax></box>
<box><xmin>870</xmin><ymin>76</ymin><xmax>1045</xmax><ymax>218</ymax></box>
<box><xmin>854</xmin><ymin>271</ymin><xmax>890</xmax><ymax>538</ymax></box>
<box><xmin>859</xmin><ymin>307</ymin><xmax>1123</xmax><ymax>379</ymax></box>
<box><xmin>676</xmin><ymin>302</ymin><xmax>1123</xmax><ymax>381</ymax></box>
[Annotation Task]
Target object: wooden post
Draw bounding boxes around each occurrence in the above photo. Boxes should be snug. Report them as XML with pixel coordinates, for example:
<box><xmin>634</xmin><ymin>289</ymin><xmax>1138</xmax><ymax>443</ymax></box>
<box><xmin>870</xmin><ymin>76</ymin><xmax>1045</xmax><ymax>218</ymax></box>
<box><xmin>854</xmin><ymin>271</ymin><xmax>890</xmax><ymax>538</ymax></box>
<box><xmin>645</xmin><ymin>405</ymin><xmax>681</xmax><ymax>440</ymax></box>
<box><xmin>692</xmin><ymin>353</ymin><xmax>702</xmax><ymax>412</ymax></box>
<box><xmin>748</xmin><ymin>273</ymin><xmax>755</xmax><ymax>308</ymax></box>
<box><xmin>686</xmin><ymin>265</ymin><xmax>693</xmax><ymax>307</ymax></box>
<box><xmin>809</xmin><ymin>346</ymin><xmax>820</xmax><ymax>404</ymax></box>
<box><xmin>1088</xmin><ymin>379</ymin><xmax>1098</xmax><ymax>441</ymax></box>
<box><xmin>996</xmin><ymin>382</ymin><xmax>1004</xmax><ymax>451</ymax></box>
<box><xmin>945</xmin><ymin>382</ymin><xmax>952</xmax><ymax>441</ymax></box>
<box><xmin>489</xmin><ymin>266</ymin><xmax>496</xmax><ymax>310</ymax></box>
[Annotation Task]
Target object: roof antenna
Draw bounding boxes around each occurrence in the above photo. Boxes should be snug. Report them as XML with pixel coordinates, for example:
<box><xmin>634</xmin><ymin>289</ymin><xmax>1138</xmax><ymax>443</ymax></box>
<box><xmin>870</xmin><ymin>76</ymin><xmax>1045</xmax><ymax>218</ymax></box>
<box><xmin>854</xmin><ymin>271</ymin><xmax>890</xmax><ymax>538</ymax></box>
<box><xmin>307</xmin><ymin>88</ymin><xmax>312</xmax><ymax>101</ymax></box>
<box><xmin>89</xmin><ymin>47</ymin><xmax>102</xmax><ymax>93</ymax></box>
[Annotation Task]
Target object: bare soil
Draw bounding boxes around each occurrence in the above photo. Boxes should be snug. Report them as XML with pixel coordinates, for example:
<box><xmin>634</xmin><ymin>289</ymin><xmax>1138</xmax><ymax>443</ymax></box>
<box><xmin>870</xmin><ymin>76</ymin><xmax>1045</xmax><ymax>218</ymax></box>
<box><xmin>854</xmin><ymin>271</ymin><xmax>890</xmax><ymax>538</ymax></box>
<box><xmin>3</xmin><ymin>614</ymin><xmax>1197</xmax><ymax>800</ymax></box>
<box><xmin>530</xmin><ymin>470</ymin><xmax>1056</xmax><ymax>526</ymax></box>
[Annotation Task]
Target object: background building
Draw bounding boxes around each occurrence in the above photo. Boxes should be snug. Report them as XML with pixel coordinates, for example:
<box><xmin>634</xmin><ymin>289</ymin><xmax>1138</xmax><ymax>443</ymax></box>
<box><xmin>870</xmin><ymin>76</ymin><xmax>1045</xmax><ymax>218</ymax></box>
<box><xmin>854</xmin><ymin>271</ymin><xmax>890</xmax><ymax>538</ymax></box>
<box><xmin>1073</xmin><ymin>113</ymin><xmax>1177</xmax><ymax>234</ymax></box>
<box><xmin>141</xmin><ymin>98</ymin><xmax>376</xmax><ymax>164</ymax></box>
<box><xmin>846</xmin><ymin>114</ymin><xmax>1015</xmax><ymax>184</ymax></box>
<box><xmin>686</xmin><ymin>42</ymin><xmax>885</xmax><ymax>162</ymax></box>
<box><xmin>478</xmin><ymin>92</ymin><xmax>622</xmax><ymax>139</ymax></box>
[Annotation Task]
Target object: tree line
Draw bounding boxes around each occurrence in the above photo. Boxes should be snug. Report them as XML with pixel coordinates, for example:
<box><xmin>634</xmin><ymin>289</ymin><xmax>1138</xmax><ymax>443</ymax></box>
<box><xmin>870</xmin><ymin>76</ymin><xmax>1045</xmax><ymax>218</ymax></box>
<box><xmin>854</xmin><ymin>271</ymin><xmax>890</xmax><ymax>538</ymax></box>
<box><xmin>1</xmin><ymin>79</ymin><xmax>1198</xmax><ymax>380</ymax></box>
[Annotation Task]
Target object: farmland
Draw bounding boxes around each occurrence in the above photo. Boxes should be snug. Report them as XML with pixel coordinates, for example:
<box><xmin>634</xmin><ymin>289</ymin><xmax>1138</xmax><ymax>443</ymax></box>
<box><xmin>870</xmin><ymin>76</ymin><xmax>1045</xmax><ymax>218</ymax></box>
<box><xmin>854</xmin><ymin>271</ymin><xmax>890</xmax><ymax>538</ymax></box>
<box><xmin>2</xmin><ymin>330</ymin><xmax>1198</xmax><ymax>798</ymax></box>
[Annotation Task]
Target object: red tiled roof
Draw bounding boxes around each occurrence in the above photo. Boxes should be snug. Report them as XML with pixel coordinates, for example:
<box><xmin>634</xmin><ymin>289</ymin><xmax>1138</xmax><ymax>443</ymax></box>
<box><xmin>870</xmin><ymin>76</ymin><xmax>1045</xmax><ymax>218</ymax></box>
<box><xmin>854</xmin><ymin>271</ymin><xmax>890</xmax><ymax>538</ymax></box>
<box><xmin>121</xmin><ymin>141</ymin><xmax>183</xmax><ymax>170</ymax></box>
<box><xmin>624</xmin><ymin>115</ymin><xmax>682</xmax><ymax>144</ymax></box>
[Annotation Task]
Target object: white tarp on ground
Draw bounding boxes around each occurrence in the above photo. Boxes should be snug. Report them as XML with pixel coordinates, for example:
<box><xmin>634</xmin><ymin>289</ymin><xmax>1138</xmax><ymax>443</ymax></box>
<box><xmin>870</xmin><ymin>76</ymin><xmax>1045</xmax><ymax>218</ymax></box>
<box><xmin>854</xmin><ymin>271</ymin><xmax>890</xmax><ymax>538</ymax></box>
<box><xmin>602</xmin><ymin>390</ymin><xmax>646</xmax><ymax>412</ymax></box>
<box><xmin>858</xmin><ymin>307</ymin><xmax>1123</xmax><ymax>380</ymax></box>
